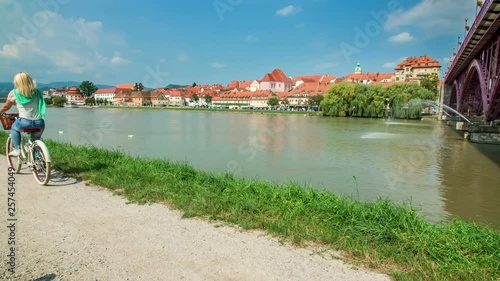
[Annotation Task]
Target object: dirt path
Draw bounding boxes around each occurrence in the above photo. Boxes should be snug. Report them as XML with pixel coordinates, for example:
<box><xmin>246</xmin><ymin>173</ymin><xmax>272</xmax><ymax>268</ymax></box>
<box><xmin>0</xmin><ymin>160</ymin><xmax>390</xmax><ymax>281</ymax></box>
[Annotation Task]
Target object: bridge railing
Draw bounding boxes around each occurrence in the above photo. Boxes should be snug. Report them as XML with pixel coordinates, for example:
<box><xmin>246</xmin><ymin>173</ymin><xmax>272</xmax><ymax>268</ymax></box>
<box><xmin>446</xmin><ymin>0</ymin><xmax>494</xmax><ymax>80</ymax></box>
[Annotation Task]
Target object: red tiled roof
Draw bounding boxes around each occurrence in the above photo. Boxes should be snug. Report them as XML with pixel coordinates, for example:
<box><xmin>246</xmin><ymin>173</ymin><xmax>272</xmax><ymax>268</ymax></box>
<box><xmin>66</xmin><ymin>87</ymin><xmax>82</xmax><ymax>95</ymax></box>
<box><xmin>239</xmin><ymin>80</ymin><xmax>255</xmax><ymax>89</ymax></box>
<box><xmin>261</xmin><ymin>73</ymin><xmax>274</xmax><ymax>82</ymax></box>
<box><xmin>293</xmin><ymin>75</ymin><xmax>323</xmax><ymax>84</ymax></box>
<box><xmin>289</xmin><ymin>82</ymin><xmax>330</xmax><ymax>97</ymax></box>
<box><xmin>334</xmin><ymin>77</ymin><xmax>348</xmax><ymax>83</ymax></box>
<box><xmin>116</xmin><ymin>84</ymin><xmax>135</xmax><ymax>90</ymax></box>
<box><xmin>377</xmin><ymin>73</ymin><xmax>393</xmax><ymax>80</ymax></box>
<box><xmin>343</xmin><ymin>72</ymin><xmax>394</xmax><ymax>83</ymax></box>
<box><xmin>361</xmin><ymin>73</ymin><xmax>379</xmax><ymax>80</ymax></box>
<box><xmin>95</xmin><ymin>88</ymin><xmax>116</xmax><ymax>94</ymax></box>
<box><xmin>320</xmin><ymin>75</ymin><xmax>337</xmax><ymax>84</ymax></box>
<box><xmin>168</xmin><ymin>89</ymin><xmax>184</xmax><ymax>97</ymax></box>
<box><xmin>261</xmin><ymin>69</ymin><xmax>292</xmax><ymax>83</ymax></box>
<box><xmin>346</xmin><ymin>73</ymin><xmax>363</xmax><ymax>82</ymax></box>
<box><xmin>276</xmin><ymin>92</ymin><xmax>291</xmax><ymax>99</ymax></box>
<box><xmin>395</xmin><ymin>55</ymin><xmax>441</xmax><ymax>70</ymax></box>
<box><xmin>272</xmin><ymin>69</ymin><xmax>292</xmax><ymax>83</ymax></box>
<box><xmin>225</xmin><ymin>80</ymin><xmax>240</xmax><ymax>89</ymax></box>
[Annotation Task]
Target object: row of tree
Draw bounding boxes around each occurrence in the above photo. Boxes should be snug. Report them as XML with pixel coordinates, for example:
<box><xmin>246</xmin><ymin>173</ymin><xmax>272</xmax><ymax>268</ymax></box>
<box><xmin>190</xmin><ymin>93</ymin><xmax>213</xmax><ymax>104</ymax></box>
<box><xmin>321</xmin><ymin>82</ymin><xmax>437</xmax><ymax>118</ymax></box>
<box><xmin>320</xmin><ymin>80</ymin><xmax>438</xmax><ymax>119</ymax></box>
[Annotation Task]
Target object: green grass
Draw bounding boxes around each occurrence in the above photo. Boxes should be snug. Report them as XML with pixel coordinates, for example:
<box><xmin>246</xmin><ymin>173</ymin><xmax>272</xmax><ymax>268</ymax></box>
<box><xmin>1</xmin><ymin>131</ymin><xmax>498</xmax><ymax>281</ymax></box>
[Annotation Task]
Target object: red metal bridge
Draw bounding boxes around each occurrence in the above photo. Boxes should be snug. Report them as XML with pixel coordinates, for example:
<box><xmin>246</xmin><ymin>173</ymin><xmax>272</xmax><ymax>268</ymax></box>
<box><xmin>444</xmin><ymin>0</ymin><xmax>500</xmax><ymax>121</ymax></box>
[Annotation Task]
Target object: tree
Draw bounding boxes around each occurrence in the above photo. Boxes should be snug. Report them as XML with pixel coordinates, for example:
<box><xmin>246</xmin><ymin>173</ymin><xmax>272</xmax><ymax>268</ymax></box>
<box><xmin>138</xmin><ymin>83</ymin><xmax>144</xmax><ymax>91</ymax></box>
<box><xmin>133</xmin><ymin>83</ymin><xmax>139</xmax><ymax>91</ymax></box>
<box><xmin>307</xmin><ymin>95</ymin><xmax>324</xmax><ymax>107</ymax></box>
<box><xmin>79</xmin><ymin>81</ymin><xmax>98</xmax><ymax>97</ymax></box>
<box><xmin>192</xmin><ymin>93</ymin><xmax>199</xmax><ymax>103</ymax></box>
<box><xmin>193</xmin><ymin>82</ymin><xmax>197</xmax><ymax>87</ymax></box>
<box><xmin>282</xmin><ymin>98</ymin><xmax>290</xmax><ymax>107</ymax></box>
<box><xmin>420</xmin><ymin>73</ymin><xmax>439</xmax><ymax>100</ymax></box>
<box><xmin>85</xmin><ymin>97</ymin><xmax>96</xmax><ymax>105</ymax></box>
<box><xmin>321</xmin><ymin>82</ymin><xmax>356</xmax><ymax>117</ymax></box>
<box><xmin>53</xmin><ymin>96</ymin><xmax>67</xmax><ymax>107</ymax></box>
<box><xmin>267</xmin><ymin>96</ymin><xmax>279</xmax><ymax>107</ymax></box>
<box><xmin>44</xmin><ymin>98</ymin><xmax>53</xmax><ymax>105</ymax></box>
<box><xmin>203</xmin><ymin>94</ymin><xmax>212</xmax><ymax>104</ymax></box>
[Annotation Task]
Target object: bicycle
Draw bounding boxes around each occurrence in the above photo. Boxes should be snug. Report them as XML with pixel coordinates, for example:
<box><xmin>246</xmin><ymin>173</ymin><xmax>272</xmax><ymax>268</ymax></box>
<box><xmin>1</xmin><ymin>113</ymin><xmax>52</xmax><ymax>185</ymax></box>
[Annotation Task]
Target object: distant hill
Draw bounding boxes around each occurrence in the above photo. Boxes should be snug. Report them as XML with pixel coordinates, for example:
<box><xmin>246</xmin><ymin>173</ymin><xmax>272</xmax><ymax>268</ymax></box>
<box><xmin>166</xmin><ymin>84</ymin><xmax>189</xmax><ymax>89</ymax></box>
<box><xmin>0</xmin><ymin>81</ymin><xmax>115</xmax><ymax>96</ymax></box>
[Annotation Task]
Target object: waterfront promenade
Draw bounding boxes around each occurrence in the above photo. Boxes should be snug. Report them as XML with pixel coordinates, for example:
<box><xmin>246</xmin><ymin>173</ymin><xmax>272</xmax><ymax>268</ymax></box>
<box><xmin>0</xmin><ymin>160</ymin><xmax>389</xmax><ymax>281</ymax></box>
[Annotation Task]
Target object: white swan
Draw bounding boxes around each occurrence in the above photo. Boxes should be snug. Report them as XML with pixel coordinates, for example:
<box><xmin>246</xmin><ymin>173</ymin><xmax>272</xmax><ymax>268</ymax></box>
<box><xmin>58</xmin><ymin>131</ymin><xmax>63</xmax><ymax>134</ymax></box>
<box><xmin>128</xmin><ymin>135</ymin><xmax>134</xmax><ymax>138</ymax></box>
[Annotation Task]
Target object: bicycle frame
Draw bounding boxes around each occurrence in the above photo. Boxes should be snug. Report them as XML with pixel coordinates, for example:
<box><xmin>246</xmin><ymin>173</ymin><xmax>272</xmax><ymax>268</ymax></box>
<box><xmin>19</xmin><ymin>133</ymin><xmax>37</xmax><ymax>164</ymax></box>
<box><xmin>6</xmin><ymin>130</ymin><xmax>52</xmax><ymax>185</ymax></box>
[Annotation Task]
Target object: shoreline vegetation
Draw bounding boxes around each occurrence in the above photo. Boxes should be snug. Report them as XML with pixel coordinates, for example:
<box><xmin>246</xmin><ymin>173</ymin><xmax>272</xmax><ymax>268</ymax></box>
<box><xmin>53</xmin><ymin>104</ymin><xmax>326</xmax><ymax>116</ymax></box>
<box><xmin>51</xmin><ymin>105</ymin><xmax>443</xmax><ymax>120</ymax></box>
<box><xmin>1</xmin><ymin>131</ymin><xmax>498</xmax><ymax>281</ymax></box>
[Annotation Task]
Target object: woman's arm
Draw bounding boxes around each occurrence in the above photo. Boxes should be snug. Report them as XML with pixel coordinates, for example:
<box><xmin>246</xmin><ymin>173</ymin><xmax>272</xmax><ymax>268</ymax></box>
<box><xmin>0</xmin><ymin>99</ymin><xmax>14</xmax><ymax>114</ymax></box>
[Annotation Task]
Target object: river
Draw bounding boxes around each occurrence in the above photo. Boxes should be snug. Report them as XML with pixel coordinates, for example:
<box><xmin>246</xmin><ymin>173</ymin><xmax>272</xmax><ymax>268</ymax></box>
<box><xmin>36</xmin><ymin>107</ymin><xmax>500</xmax><ymax>228</ymax></box>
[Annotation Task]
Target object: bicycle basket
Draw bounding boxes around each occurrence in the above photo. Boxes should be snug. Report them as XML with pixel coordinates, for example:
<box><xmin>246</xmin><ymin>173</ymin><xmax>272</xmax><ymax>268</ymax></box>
<box><xmin>0</xmin><ymin>113</ymin><xmax>19</xmax><ymax>130</ymax></box>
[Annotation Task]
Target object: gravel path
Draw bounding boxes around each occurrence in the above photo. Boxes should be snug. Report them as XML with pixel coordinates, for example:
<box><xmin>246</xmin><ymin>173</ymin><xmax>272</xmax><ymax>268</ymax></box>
<box><xmin>0</xmin><ymin>159</ymin><xmax>390</xmax><ymax>281</ymax></box>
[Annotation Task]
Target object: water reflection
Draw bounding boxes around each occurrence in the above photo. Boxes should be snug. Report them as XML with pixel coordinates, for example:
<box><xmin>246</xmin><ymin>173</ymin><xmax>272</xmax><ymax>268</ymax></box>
<box><xmin>437</xmin><ymin>132</ymin><xmax>500</xmax><ymax>228</ymax></box>
<box><xmin>40</xmin><ymin>107</ymin><xmax>500</xmax><ymax>228</ymax></box>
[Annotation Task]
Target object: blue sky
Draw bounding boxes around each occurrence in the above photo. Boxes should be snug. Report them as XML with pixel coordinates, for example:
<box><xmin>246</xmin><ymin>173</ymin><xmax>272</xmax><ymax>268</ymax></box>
<box><xmin>0</xmin><ymin>0</ymin><xmax>477</xmax><ymax>87</ymax></box>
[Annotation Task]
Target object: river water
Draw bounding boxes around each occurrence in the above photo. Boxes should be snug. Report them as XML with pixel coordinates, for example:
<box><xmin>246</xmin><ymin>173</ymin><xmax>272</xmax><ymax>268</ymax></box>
<box><xmin>39</xmin><ymin>107</ymin><xmax>500</xmax><ymax>228</ymax></box>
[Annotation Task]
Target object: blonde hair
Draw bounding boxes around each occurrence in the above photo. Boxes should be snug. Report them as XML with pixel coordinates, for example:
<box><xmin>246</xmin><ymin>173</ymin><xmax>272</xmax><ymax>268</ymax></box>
<box><xmin>13</xmin><ymin>72</ymin><xmax>37</xmax><ymax>97</ymax></box>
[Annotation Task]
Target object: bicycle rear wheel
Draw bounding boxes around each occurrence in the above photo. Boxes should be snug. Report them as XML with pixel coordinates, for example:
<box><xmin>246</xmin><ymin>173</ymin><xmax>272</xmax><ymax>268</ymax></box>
<box><xmin>6</xmin><ymin>136</ymin><xmax>22</xmax><ymax>173</ymax></box>
<box><xmin>31</xmin><ymin>140</ymin><xmax>52</xmax><ymax>185</ymax></box>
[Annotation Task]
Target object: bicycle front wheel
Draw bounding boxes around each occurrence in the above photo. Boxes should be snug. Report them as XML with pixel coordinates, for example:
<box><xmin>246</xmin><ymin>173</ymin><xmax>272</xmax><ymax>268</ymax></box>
<box><xmin>31</xmin><ymin>140</ymin><xmax>52</xmax><ymax>185</ymax></box>
<box><xmin>6</xmin><ymin>135</ymin><xmax>22</xmax><ymax>173</ymax></box>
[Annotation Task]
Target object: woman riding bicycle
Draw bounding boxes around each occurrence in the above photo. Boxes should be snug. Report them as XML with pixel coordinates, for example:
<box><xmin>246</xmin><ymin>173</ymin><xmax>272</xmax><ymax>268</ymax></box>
<box><xmin>0</xmin><ymin>72</ymin><xmax>46</xmax><ymax>157</ymax></box>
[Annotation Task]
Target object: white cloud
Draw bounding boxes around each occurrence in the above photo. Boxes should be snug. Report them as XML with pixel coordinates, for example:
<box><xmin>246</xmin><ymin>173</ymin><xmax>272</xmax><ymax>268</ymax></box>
<box><xmin>111</xmin><ymin>52</ymin><xmax>129</xmax><ymax>65</ymax></box>
<box><xmin>0</xmin><ymin>42</ymin><xmax>21</xmax><ymax>58</ymax></box>
<box><xmin>212</xmin><ymin>62</ymin><xmax>226</xmax><ymax>68</ymax></box>
<box><xmin>385</xmin><ymin>0</ymin><xmax>475</xmax><ymax>35</ymax></box>
<box><xmin>383</xmin><ymin>57</ymin><xmax>407</xmax><ymax>68</ymax></box>
<box><xmin>276</xmin><ymin>5</ymin><xmax>302</xmax><ymax>16</ymax></box>
<box><xmin>389</xmin><ymin>32</ymin><xmax>415</xmax><ymax>43</ymax></box>
<box><xmin>177</xmin><ymin>52</ymin><xmax>189</xmax><ymax>62</ymax></box>
<box><xmin>0</xmin><ymin>4</ymin><xmax>131</xmax><ymax>82</ymax></box>
<box><xmin>245</xmin><ymin>35</ymin><xmax>256</xmax><ymax>41</ymax></box>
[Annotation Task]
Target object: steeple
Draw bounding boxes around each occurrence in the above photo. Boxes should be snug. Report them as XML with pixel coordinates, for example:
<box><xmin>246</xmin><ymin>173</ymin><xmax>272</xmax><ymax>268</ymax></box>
<box><xmin>354</xmin><ymin>62</ymin><xmax>362</xmax><ymax>74</ymax></box>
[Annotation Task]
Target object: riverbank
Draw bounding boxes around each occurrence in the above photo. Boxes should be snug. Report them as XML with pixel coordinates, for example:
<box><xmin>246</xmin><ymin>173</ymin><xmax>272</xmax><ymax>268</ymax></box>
<box><xmin>87</xmin><ymin>105</ymin><xmax>324</xmax><ymax>116</ymax></box>
<box><xmin>1</xmin><ymin>131</ymin><xmax>498</xmax><ymax>281</ymax></box>
<box><xmin>0</xmin><ymin>152</ymin><xmax>389</xmax><ymax>281</ymax></box>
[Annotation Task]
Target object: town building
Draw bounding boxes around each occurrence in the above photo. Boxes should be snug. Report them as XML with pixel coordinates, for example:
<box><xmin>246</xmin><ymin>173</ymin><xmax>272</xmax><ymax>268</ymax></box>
<box><xmin>259</xmin><ymin>69</ymin><xmax>293</xmax><ymax>92</ymax></box>
<box><xmin>65</xmin><ymin>87</ymin><xmax>85</xmax><ymax>105</ymax></box>
<box><xmin>94</xmin><ymin>88</ymin><xmax>116</xmax><ymax>104</ymax></box>
<box><xmin>394</xmin><ymin>55</ymin><xmax>441</xmax><ymax>82</ymax></box>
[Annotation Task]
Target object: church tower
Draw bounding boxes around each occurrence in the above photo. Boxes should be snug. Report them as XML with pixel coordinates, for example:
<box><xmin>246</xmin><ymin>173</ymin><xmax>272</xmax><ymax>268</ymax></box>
<box><xmin>354</xmin><ymin>62</ymin><xmax>362</xmax><ymax>74</ymax></box>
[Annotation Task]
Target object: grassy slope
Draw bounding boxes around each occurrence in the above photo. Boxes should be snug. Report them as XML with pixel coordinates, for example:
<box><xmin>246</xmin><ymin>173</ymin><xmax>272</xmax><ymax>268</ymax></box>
<box><xmin>1</xmin><ymin>131</ymin><xmax>498</xmax><ymax>281</ymax></box>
